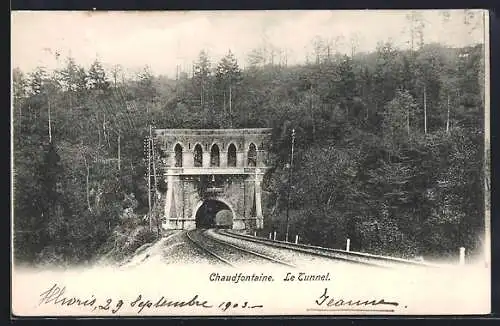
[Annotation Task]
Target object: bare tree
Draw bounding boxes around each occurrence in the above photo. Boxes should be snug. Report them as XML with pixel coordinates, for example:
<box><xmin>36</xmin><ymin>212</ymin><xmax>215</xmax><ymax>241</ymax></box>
<box><xmin>350</xmin><ymin>32</ymin><xmax>360</xmax><ymax>58</ymax></box>
<box><xmin>312</xmin><ymin>36</ymin><xmax>324</xmax><ymax>64</ymax></box>
<box><xmin>406</xmin><ymin>11</ymin><xmax>425</xmax><ymax>52</ymax></box>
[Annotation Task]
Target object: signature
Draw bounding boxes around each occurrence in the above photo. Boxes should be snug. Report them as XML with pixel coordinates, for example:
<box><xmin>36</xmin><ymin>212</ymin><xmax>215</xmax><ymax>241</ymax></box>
<box><xmin>39</xmin><ymin>283</ymin><xmax>263</xmax><ymax>314</ymax></box>
<box><xmin>314</xmin><ymin>288</ymin><xmax>400</xmax><ymax>310</ymax></box>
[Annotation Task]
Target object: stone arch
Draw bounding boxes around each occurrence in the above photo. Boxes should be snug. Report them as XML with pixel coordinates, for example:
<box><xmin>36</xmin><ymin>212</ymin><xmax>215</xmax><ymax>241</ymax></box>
<box><xmin>247</xmin><ymin>142</ymin><xmax>257</xmax><ymax>167</ymax></box>
<box><xmin>227</xmin><ymin>143</ymin><xmax>237</xmax><ymax>167</ymax></box>
<box><xmin>193</xmin><ymin>143</ymin><xmax>203</xmax><ymax>167</ymax></box>
<box><xmin>174</xmin><ymin>143</ymin><xmax>183</xmax><ymax>167</ymax></box>
<box><xmin>210</xmin><ymin>144</ymin><xmax>220</xmax><ymax>167</ymax></box>
<box><xmin>248</xmin><ymin>141</ymin><xmax>259</xmax><ymax>151</ymax></box>
<box><xmin>192</xmin><ymin>198</ymin><xmax>236</xmax><ymax>228</ymax></box>
<box><xmin>171</xmin><ymin>141</ymin><xmax>186</xmax><ymax>152</ymax></box>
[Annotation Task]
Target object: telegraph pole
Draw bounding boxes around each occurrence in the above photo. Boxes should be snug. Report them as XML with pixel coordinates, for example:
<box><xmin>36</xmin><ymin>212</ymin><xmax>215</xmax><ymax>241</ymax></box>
<box><xmin>148</xmin><ymin>125</ymin><xmax>152</xmax><ymax>232</ymax></box>
<box><xmin>150</xmin><ymin>125</ymin><xmax>160</xmax><ymax>237</ymax></box>
<box><xmin>285</xmin><ymin>128</ymin><xmax>296</xmax><ymax>242</ymax></box>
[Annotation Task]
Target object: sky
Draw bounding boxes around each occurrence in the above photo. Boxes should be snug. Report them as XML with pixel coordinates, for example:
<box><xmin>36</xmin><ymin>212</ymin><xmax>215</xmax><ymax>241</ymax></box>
<box><xmin>11</xmin><ymin>10</ymin><xmax>486</xmax><ymax>78</ymax></box>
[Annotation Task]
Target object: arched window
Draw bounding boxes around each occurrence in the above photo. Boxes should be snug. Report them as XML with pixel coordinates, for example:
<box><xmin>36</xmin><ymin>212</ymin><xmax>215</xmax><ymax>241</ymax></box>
<box><xmin>210</xmin><ymin>144</ymin><xmax>220</xmax><ymax>167</ymax></box>
<box><xmin>194</xmin><ymin>144</ymin><xmax>203</xmax><ymax>167</ymax></box>
<box><xmin>227</xmin><ymin>143</ymin><xmax>237</xmax><ymax>167</ymax></box>
<box><xmin>174</xmin><ymin>144</ymin><xmax>183</xmax><ymax>167</ymax></box>
<box><xmin>247</xmin><ymin>143</ymin><xmax>257</xmax><ymax>167</ymax></box>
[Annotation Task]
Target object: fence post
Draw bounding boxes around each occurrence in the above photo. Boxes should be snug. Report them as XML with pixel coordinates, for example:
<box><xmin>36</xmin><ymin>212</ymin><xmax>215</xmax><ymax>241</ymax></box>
<box><xmin>253</xmin><ymin>231</ymin><xmax>257</xmax><ymax>237</ymax></box>
<box><xmin>273</xmin><ymin>231</ymin><xmax>277</xmax><ymax>241</ymax></box>
<box><xmin>346</xmin><ymin>238</ymin><xmax>350</xmax><ymax>252</ymax></box>
<box><xmin>269</xmin><ymin>233</ymin><xmax>272</xmax><ymax>240</ymax></box>
<box><xmin>459</xmin><ymin>247</ymin><xmax>465</xmax><ymax>265</ymax></box>
<box><xmin>295</xmin><ymin>235</ymin><xmax>299</xmax><ymax>244</ymax></box>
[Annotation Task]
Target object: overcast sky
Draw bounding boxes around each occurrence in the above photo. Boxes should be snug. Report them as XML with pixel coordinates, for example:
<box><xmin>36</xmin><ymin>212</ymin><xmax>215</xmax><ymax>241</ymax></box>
<box><xmin>11</xmin><ymin>10</ymin><xmax>486</xmax><ymax>78</ymax></box>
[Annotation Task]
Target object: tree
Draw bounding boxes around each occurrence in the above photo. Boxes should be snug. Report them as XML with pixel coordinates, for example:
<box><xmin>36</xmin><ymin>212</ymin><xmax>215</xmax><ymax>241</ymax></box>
<box><xmin>12</xmin><ymin>40</ymin><xmax>486</xmax><ymax>264</ymax></box>
<box><xmin>406</xmin><ymin>11</ymin><xmax>426</xmax><ymax>52</ymax></box>
<box><xmin>37</xmin><ymin>142</ymin><xmax>64</xmax><ymax>253</ymax></box>
<box><xmin>88</xmin><ymin>59</ymin><xmax>110</xmax><ymax>91</ymax></box>
<box><xmin>382</xmin><ymin>89</ymin><xmax>418</xmax><ymax>145</ymax></box>
<box><xmin>193</xmin><ymin>50</ymin><xmax>212</xmax><ymax>111</ymax></box>
<box><xmin>336</xmin><ymin>55</ymin><xmax>357</xmax><ymax>119</ymax></box>
<box><xmin>215</xmin><ymin>50</ymin><xmax>242</xmax><ymax>126</ymax></box>
<box><xmin>13</xmin><ymin>68</ymin><xmax>28</xmax><ymax>125</ymax></box>
<box><xmin>372</xmin><ymin>41</ymin><xmax>400</xmax><ymax>131</ymax></box>
<box><xmin>136</xmin><ymin>65</ymin><xmax>158</xmax><ymax>105</ymax></box>
<box><xmin>247</xmin><ymin>47</ymin><xmax>266</xmax><ymax>68</ymax></box>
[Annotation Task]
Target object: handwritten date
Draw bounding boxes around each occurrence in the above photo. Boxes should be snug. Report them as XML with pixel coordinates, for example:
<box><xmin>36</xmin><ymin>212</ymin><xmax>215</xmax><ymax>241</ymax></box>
<box><xmin>39</xmin><ymin>283</ymin><xmax>263</xmax><ymax>314</ymax></box>
<box><xmin>218</xmin><ymin>301</ymin><xmax>263</xmax><ymax>312</ymax></box>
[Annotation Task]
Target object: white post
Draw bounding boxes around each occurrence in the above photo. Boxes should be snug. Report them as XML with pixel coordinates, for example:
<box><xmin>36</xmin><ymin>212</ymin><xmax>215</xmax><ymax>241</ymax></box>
<box><xmin>346</xmin><ymin>238</ymin><xmax>351</xmax><ymax>252</ymax></box>
<box><xmin>273</xmin><ymin>231</ymin><xmax>277</xmax><ymax>241</ymax></box>
<box><xmin>459</xmin><ymin>247</ymin><xmax>465</xmax><ymax>265</ymax></box>
<box><xmin>269</xmin><ymin>233</ymin><xmax>272</xmax><ymax>240</ymax></box>
<box><xmin>253</xmin><ymin>231</ymin><xmax>257</xmax><ymax>237</ymax></box>
<box><xmin>295</xmin><ymin>235</ymin><xmax>299</xmax><ymax>244</ymax></box>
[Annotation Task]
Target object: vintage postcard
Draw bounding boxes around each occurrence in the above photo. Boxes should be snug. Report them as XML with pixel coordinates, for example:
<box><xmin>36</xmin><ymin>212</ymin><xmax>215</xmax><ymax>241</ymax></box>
<box><xmin>11</xmin><ymin>10</ymin><xmax>491</xmax><ymax>316</ymax></box>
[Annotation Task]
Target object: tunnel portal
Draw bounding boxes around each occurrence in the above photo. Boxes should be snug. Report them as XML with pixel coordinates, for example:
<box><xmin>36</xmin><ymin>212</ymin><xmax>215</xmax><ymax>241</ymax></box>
<box><xmin>195</xmin><ymin>200</ymin><xmax>233</xmax><ymax>229</ymax></box>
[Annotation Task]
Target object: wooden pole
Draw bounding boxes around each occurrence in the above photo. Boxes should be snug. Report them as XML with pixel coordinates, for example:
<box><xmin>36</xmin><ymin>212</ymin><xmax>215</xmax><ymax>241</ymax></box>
<box><xmin>223</xmin><ymin>91</ymin><xmax>226</xmax><ymax>115</ymax></box>
<box><xmin>151</xmin><ymin>130</ymin><xmax>158</xmax><ymax>193</ymax></box>
<box><xmin>117</xmin><ymin>132</ymin><xmax>121</xmax><ymax>171</ymax></box>
<box><xmin>446</xmin><ymin>94</ymin><xmax>450</xmax><ymax>134</ymax></box>
<box><xmin>48</xmin><ymin>97</ymin><xmax>52</xmax><ymax>143</ymax></box>
<box><xmin>84</xmin><ymin>154</ymin><xmax>91</xmax><ymax>212</ymax></box>
<box><xmin>98</xmin><ymin>113</ymin><xmax>101</xmax><ymax>147</ymax></box>
<box><xmin>151</xmin><ymin>127</ymin><xmax>160</xmax><ymax>237</ymax></box>
<box><xmin>424</xmin><ymin>86</ymin><xmax>427</xmax><ymax>135</ymax></box>
<box><xmin>285</xmin><ymin>129</ymin><xmax>296</xmax><ymax>242</ymax></box>
<box><xmin>407</xmin><ymin>98</ymin><xmax>410</xmax><ymax>136</ymax></box>
<box><xmin>148</xmin><ymin>126</ymin><xmax>152</xmax><ymax>232</ymax></box>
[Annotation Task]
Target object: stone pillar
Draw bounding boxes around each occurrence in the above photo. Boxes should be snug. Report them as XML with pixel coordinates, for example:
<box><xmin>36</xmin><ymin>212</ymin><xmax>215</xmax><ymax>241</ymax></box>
<box><xmin>202</xmin><ymin>151</ymin><xmax>210</xmax><ymax>168</ymax></box>
<box><xmin>184</xmin><ymin>151</ymin><xmax>193</xmax><ymax>167</ymax></box>
<box><xmin>232</xmin><ymin>183</ymin><xmax>246</xmax><ymax>230</ymax></box>
<box><xmin>162</xmin><ymin>172</ymin><xmax>174</xmax><ymax>230</ymax></box>
<box><xmin>256</xmin><ymin>150</ymin><xmax>265</xmax><ymax>167</ymax></box>
<box><xmin>236</xmin><ymin>151</ymin><xmax>245</xmax><ymax>167</ymax></box>
<box><xmin>168</xmin><ymin>151</ymin><xmax>176</xmax><ymax>167</ymax></box>
<box><xmin>182</xmin><ymin>178</ymin><xmax>198</xmax><ymax>230</ymax></box>
<box><xmin>220</xmin><ymin>151</ymin><xmax>228</xmax><ymax>168</ymax></box>
<box><xmin>255</xmin><ymin>170</ymin><xmax>264</xmax><ymax>229</ymax></box>
<box><xmin>244</xmin><ymin>179</ymin><xmax>255</xmax><ymax>219</ymax></box>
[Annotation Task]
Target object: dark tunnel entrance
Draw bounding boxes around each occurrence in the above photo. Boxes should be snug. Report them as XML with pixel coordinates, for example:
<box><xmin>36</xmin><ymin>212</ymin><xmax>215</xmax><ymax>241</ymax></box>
<box><xmin>195</xmin><ymin>199</ymin><xmax>233</xmax><ymax>229</ymax></box>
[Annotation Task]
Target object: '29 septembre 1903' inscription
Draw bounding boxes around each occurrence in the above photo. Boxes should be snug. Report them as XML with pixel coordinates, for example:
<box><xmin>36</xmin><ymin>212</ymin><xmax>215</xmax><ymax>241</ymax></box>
<box><xmin>38</xmin><ymin>283</ymin><xmax>263</xmax><ymax>314</ymax></box>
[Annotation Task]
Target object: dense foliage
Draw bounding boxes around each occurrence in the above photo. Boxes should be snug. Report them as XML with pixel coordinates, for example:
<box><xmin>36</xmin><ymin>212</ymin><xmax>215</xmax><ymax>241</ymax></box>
<box><xmin>13</xmin><ymin>40</ymin><xmax>486</xmax><ymax>264</ymax></box>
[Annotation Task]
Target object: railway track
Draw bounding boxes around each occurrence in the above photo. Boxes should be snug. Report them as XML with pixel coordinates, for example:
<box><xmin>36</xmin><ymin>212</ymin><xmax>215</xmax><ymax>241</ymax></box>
<box><xmin>186</xmin><ymin>229</ymin><xmax>297</xmax><ymax>268</ymax></box>
<box><xmin>218</xmin><ymin>229</ymin><xmax>436</xmax><ymax>269</ymax></box>
<box><xmin>186</xmin><ymin>229</ymin><xmax>235</xmax><ymax>266</ymax></box>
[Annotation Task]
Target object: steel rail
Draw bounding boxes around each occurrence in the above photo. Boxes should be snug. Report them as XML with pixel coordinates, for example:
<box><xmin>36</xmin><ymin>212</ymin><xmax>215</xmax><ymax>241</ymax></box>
<box><xmin>218</xmin><ymin>230</ymin><xmax>397</xmax><ymax>268</ymax></box>
<box><xmin>186</xmin><ymin>230</ymin><xmax>235</xmax><ymax>267</ymax></box>
<box><xmin>207</xmin><ymin>230</ymin><xmax>297</xmax><ymax>268</ymax></box>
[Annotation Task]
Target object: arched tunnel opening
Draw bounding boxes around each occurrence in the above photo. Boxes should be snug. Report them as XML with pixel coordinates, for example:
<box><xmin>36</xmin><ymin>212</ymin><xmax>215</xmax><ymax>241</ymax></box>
<box><xmin>195</xmin><ymin>199</ymin><xmax>233</xmax><ymax>229</ymax></box>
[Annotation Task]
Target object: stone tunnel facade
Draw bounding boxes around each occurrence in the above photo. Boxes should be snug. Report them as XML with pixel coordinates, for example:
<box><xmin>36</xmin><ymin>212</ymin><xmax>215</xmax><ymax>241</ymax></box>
<box><xmin>153</xmin><ymin>128</ymin><xmax>272</xmax><ymax>231</ymax></box>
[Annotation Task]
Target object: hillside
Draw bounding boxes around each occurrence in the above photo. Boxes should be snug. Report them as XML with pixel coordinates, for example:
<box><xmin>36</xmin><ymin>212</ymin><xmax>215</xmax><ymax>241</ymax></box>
<box><xmin>12</xmin><ymin>42</ymin><xmax>487</xmax><ymax>265</ymax></box>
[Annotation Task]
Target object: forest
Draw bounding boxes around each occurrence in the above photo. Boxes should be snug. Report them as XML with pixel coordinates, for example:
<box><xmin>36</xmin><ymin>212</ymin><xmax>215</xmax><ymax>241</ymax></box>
<box><xmin>12</xmin><ymin>24</ymin><xmax>487</xmax><ymax>265</ymax></box>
